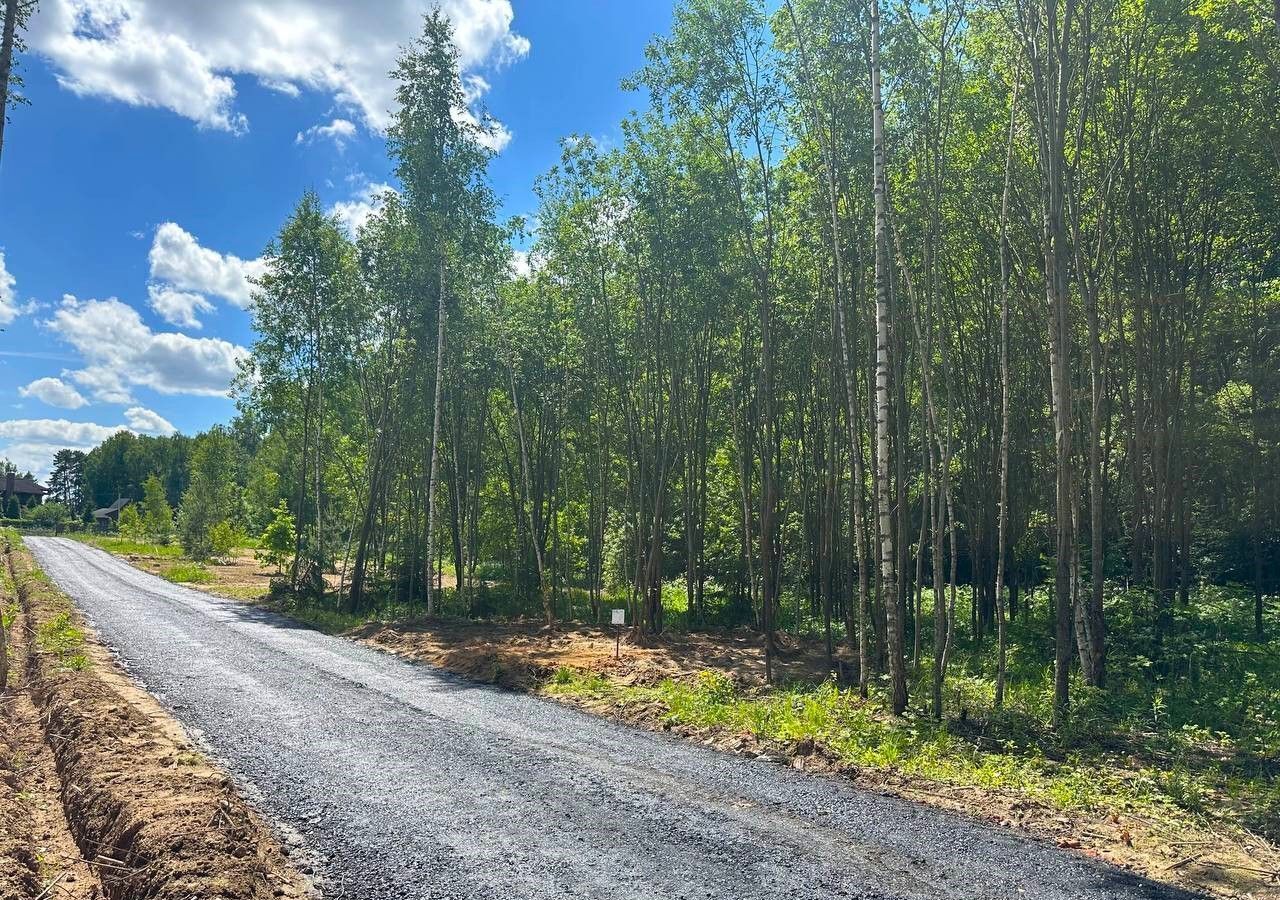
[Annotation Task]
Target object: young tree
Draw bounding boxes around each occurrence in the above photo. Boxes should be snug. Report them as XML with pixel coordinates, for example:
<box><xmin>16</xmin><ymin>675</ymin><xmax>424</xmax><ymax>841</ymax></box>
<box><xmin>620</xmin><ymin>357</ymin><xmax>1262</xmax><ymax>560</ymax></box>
<box><xmin>257</xmin><ymin>501</ymin><xmax>296</xmax><ymax>575</ymax></box>
<box><xmin>179</xmin><ymin>429</ymin><xmax>242</xmax><ymax>562</ymax></box>
<box><xmin>142</xmin><ymin>474</ymin><xmax>174</xmax><ymax>543</ymax></box>
<box><xmin>247</xmin><ymin>192</ymin><xmax>359</xmax><ymax>589</ymax></box>
<box><xmin>869</xmin><ymin>0</ymin><xmax>907</xmax><ymax>715</ymax></box>
<box><xmin>388</xmin><ymin>12</ymin><xmax>498</xmax><ymax>617</ymax></box>
<box><xmin>118</xmin><ymin>503</ymin><xmax>145</xmax><ymax>541</ymax></box>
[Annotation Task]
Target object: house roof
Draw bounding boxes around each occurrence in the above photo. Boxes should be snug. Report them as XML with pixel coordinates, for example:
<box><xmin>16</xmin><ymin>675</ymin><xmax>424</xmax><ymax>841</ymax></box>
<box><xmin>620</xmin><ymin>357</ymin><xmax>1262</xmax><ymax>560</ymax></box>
<box><xmin>92</xmin><ymin>498</ymin><xmax>131</xmax><ymax>517</ymax></box>
<box><xmin>4</xmin><ymin>476</ymin><xmax>45</xmax><ymax>495</ymax></box>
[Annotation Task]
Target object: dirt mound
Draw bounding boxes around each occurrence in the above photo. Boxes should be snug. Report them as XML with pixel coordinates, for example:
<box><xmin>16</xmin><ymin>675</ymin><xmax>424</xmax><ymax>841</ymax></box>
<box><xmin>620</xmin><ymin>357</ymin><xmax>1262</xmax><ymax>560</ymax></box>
<box><xmin>8</xmin><ymin>541</ymin><xmax>309</xmax><ymax>900</ymax></box>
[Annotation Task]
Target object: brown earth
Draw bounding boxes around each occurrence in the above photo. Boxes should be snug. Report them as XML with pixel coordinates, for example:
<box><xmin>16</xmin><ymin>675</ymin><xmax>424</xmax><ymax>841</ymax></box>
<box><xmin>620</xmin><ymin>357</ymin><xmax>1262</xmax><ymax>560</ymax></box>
<box><xmin>4</xmin><ymin>539</ymin><xmax>312</xmax><ymax>900</ymax></box>
<box><xmin>347</xmin><ymin>617</ymin><xmax>844</xmax><ymax>690</ymax></box>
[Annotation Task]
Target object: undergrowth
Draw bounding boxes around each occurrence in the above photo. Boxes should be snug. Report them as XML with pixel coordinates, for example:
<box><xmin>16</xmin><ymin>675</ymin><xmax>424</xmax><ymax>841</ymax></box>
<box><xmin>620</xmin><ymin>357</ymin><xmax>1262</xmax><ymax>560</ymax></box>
<box><xmin>161</xmin><ymin>562</ymin><xmax>213</xmax><ymax>584</ymax></box>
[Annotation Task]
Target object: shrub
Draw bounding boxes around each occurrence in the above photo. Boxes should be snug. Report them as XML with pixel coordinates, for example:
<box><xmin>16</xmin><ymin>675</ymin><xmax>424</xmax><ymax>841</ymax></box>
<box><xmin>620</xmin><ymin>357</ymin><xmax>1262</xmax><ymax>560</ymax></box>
<box><xmin>255</xmin><ymin>501</ymin><xmax>295</xmax><ymax>574</ymax></box>
<box><xmin>209</xmin><ymin>520</ymin><xmax>244</xmax><ymax>562</ymax></box>
<box><xmin>117</xmin><ymin>504</ymin><xmax>145</xmax><ymax>541</ymax></box>
<box><xmin>24</xmin><ymin>502</ymin><xmax>70</xmax><ymax>528</ymax></box>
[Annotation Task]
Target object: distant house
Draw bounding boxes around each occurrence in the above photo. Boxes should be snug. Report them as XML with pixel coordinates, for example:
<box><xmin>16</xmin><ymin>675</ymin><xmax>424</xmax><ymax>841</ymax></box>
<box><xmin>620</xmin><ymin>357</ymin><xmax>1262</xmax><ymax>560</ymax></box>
<box><xmin>3</xmin><ymin>471</ymin><xmax>46</xmax><ymax>508</ymax></box>
<box><xmin>93</xmin><ymin>498</ymin><xmax>132</xmax><ymax>527</ymax></box>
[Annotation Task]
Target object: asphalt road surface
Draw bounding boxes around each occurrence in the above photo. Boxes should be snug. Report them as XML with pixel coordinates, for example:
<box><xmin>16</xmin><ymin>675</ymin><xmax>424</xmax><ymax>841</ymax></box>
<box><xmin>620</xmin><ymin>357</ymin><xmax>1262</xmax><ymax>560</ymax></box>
<box><xmin>26</xmin><ymin>537</ymin><xmax>1198</xmax><ymax>900</ymax></box>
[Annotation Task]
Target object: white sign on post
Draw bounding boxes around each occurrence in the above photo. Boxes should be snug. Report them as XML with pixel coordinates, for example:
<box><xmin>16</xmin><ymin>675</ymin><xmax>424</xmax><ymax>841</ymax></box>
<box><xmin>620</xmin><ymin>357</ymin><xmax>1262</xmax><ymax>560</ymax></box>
<box><xmin>610</xmin><ymin>608</ymin><xmax>625</xmax><ymax>659</ymax></box>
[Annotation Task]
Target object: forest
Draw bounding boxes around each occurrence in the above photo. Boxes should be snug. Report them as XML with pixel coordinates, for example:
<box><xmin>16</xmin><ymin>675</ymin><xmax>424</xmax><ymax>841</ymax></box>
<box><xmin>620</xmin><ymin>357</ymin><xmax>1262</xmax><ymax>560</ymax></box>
<box><xmin>38</xmin><ymin>0</ymin><xmax>1278</xmax><ymax>736</ymax></box>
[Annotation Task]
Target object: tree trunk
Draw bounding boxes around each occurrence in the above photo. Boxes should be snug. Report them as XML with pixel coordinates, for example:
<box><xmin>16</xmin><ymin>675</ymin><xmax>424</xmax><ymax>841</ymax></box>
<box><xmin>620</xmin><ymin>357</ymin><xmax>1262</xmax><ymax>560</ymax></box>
<box><xmin>0</xmin><ymin>0</ymin><xmax>19</xmax><ymax>172</ymax></box>
<box><xmin>870</xmin><ymin>0</ymin><xmax>906</xmax><ymax>715</ymax></box>
<box><xmin>424</xmin><ymin>257</ymin><xmax>448</xmax><ymax>616</ymax></box>
<box><xmin>995</xmin><ymin>67</ymin><xmax>1019</xmax><ymax>708</ymax></box>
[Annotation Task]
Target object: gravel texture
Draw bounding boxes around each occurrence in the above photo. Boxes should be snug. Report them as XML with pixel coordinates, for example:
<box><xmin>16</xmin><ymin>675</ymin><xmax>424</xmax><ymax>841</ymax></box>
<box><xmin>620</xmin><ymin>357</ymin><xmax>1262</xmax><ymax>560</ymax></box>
<box><xmin>27</xmin><ymin>537</ymin><xmax>1199</xmax><ymax>900</ymax></box>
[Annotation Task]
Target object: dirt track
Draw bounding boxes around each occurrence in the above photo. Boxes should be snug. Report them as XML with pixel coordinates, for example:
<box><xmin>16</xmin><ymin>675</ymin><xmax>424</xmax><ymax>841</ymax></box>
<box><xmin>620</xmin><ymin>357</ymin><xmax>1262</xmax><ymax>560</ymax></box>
<box><xmin>26</xmin><ymin>537</ymin><xmax>1202</xmax><ymax>900</ymax></box>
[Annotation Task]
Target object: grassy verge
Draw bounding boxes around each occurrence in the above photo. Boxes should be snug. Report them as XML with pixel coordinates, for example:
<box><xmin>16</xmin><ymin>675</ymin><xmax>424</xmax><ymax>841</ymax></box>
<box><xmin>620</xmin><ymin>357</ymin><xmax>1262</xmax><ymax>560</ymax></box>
<box><xmin>74</xmin><ymin>533</ymin><xmax>185</xmax><ymax>559</ymax></box>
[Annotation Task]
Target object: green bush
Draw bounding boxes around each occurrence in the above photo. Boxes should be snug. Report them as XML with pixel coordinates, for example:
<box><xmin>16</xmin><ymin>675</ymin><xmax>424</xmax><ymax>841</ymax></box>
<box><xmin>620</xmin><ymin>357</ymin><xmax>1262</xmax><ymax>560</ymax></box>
<box><xmin>255</xmin><ymin>501</ymin><xmax>295</xmax><ymax>573</ymax></box>
<box><xmin>24</xmin><ymin>502</ymin><xmax>70</xmax><ymax>528</ymax></box>
<box><xmin>36</xmin><ymin>612</ymin><xmax>89</xmax><ymax>670</ymax></box>
<box><xmin>209</xmin><ymin>520</ymin><xmax>244</xmax><ymax>561</ymax></box>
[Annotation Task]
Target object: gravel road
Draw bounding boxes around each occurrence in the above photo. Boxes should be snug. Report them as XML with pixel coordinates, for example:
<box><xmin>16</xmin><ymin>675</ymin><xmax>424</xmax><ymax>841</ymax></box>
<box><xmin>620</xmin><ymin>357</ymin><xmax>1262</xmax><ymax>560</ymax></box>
<box><xmin>26</xmin><ymin>537</ymin><xmax>1197</xmax><ymax>900</ymax></box>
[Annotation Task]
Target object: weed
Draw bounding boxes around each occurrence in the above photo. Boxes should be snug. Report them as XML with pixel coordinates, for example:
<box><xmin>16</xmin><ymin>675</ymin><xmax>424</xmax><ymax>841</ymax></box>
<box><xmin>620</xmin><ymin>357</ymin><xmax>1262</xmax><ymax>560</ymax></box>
<box><xmin>162</xmin><ymin>562</ymin><xmax>214</xmax><ymax>584</ymax></box>
<box><xmin>36</xmin><ymin>612</ymin><xmax>89</xmax><ymax>670</ymax></box>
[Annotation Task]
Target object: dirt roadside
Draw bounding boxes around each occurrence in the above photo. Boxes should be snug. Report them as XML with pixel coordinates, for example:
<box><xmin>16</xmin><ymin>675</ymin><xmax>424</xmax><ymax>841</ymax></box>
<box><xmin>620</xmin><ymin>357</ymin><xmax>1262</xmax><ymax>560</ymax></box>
<box><xmin>347</xmin><ymin>617</ymin><xmax>1280</xmax><ymax>900</ymax></box>
<box><xmin>1</xmin><ymin>536</ymin><xmax>312</xmax><ymax>900</ymax></box>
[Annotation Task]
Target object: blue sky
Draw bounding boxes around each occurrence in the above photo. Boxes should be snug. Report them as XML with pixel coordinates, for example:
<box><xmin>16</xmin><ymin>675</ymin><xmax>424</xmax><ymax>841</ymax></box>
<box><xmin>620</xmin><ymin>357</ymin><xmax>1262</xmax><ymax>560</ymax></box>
<box><xmin>0</xmin><ymin>0</ymin><xmax>675</xmax><ymax>479</ymax></box>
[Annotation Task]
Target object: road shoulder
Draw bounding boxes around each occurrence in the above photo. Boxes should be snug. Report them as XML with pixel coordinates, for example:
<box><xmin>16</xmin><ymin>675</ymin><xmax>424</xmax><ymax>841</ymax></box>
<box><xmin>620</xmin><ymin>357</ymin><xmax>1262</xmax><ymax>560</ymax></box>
<box><xmin>3</xmin><ymin>532</ymin><xmax>313</xmax><ymax>900</ymax></box>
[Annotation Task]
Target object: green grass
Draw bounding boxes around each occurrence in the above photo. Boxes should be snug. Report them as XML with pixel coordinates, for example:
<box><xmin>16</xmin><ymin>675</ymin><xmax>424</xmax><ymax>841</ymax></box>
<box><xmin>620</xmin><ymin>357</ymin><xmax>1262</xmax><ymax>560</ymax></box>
<box><xmin>161</xmin><ymin>562</ymin><xmax>214</xmax><ymax>584</ymax></box>
<box><xmin>75</xmin><ymin>533</ymin><xmax>184</xmax><ymax>558</ymax></box>
<box><xmin>35</xmin><ymin>611</ymin><xmax>89</xmax><ymax>671</ymax></box>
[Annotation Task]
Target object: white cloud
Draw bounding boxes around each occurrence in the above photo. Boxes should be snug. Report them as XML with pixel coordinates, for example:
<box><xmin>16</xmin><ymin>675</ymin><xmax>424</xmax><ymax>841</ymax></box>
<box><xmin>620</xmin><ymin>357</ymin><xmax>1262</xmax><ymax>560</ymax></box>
<box><xmin>147</xmin><ymin>284</ymin><xmax>214</xmax><ymax>330</ymax></box>
<box><xmin>19</xmin><ymin>376</ymin><xmax>88</xmax><ymax>410</ymax></box>
<box><xmin>28</xmin><ymin>1</ymin><xmax>529</xmax><ymax>139</ymax></box>
<box><xmin>149</xmin><ymin>222</ymin><xmax>264</xmax><ymax>310</ymax></box>
<box><xmin>147</xmin><ymin>222</ymin><xmax>266</xmax><ymax>328</ymax></box>
<box><xmin>260</xmin><ymin>78</ymin><xmax>301</xmax><ymax>97</ymax></box>
<box><xmin>0</xmin><ymin>418</ymin><xmax>127</xmax><ymax>480</ymax></box>
<box><xmin>328</xmin><ymin>180</ymin><xmax>397</xmax><ymax>238</ymax></box>
<box><xmin>124</xmin><ymin>405</ymin><xmax>176</xmax><ymax>435</ymax></box>
<box><xmin>296</xmin><ymin>117</ymin><xmax>357</xmax><ymax>148</ymax></box>
<box><xmin>0</xmin><ymin>251</ymin><xmax>28</xmax><ymax>325</ymax></box>
<box><xmin>509</xmin><ymin>248</ymin><xmax>532</xmax><ymax>279</ymax></box>
<box><xmin>46</xmin><ymin>295</ymin><xmax>249</xmax><ymax>402</ymax></box>
<box><xmin>0</xmin><ymin>415</ymin><xmax>178</xmax><ymax>480</ymax></box>
<box><xmin>0</xmin><ymin>418</ymin><xmax>124</xmax><ymax>447</ymax></box>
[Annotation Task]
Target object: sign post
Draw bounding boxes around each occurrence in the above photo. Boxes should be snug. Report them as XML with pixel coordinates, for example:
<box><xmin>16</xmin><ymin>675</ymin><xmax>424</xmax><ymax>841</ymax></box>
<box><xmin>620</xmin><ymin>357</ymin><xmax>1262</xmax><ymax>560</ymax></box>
<box><xmin>611</xmin><ymin>608</ymin><xmax>625</xmax><ymax>659</ymax></box>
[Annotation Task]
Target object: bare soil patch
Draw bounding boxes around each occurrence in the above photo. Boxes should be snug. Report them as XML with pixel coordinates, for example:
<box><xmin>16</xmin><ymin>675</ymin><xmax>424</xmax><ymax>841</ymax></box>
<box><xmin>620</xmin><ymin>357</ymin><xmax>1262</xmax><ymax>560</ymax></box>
<box><xmin>6</xmin><ymin>539</ymin><xmax>311</xmax><ymax>900</ymax></box>
<box><xmin>348</xmin><ymin>617</ymin><xmax>843</xmax><ymax>690</ymax></box>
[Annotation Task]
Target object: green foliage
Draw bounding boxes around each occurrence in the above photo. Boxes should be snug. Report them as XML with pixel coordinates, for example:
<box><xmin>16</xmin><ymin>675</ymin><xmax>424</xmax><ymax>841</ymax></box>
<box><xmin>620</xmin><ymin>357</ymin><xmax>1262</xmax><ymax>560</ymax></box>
<box><xmin>208</xmin><ymin>520</ymin><xmax>244</xmax><ymax>561</ymax></box>
<box><xmin>117</xmin><ymin>503</ymin><xmax>145</xmax><ymax>541</ymax></box>
<box><xmin>255</xmin><ymin>501</ymin><xmax>295</xmax><ymax>574</ymax></box>
<box><xmin>179</xmin><ymin>428</ymin><xmax>243</xmax><ymax>561</ymax></box>
<box><xmin>82</xmin><ymin>431</ymin><xmax>189</xmax><ymax>513</ymax></box>
<box><xmin>141</xmin><ymin>474</ymin><xmax>174</xmax><ymax>543</ymax></box>
<box><xmin>161</xmin><ymin>562</ymin><xmax>214</xmax><ymax>584</ymax></box>
<box><xmin>36</xmin><ymin>612</ymin><xmax>88</xmax><ymax>671</ymax></box>
<box><xmin>4</xmin><ymin>496</ymin><xmax>18</xmax><ymax>520</ymax></box>
<box><xmin>76</xmin><ymin>534</ymin><xmax>183</xmax><ymax>559</ymax></box>
<box><xmin>47</xmin><ymin>449</ymin><xmax>87</xmax><ymax>514</ymax></box>
<box><xmin>23</xmin><ymin>502</ymin><xmax>70</xmax><ymax>528</ymax></box>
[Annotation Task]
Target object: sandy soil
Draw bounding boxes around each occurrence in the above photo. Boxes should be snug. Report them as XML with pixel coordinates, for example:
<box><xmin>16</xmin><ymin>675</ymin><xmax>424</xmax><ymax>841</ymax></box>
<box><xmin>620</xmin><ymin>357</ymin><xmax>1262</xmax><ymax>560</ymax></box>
<box><xmin>6</xmin><ymin>539</ymin><xmax>311</xmax><ymax>900</ymax></box>
<box><xmin>349</xmin><ymin>617</ymin><xmax>845</xmax><ymax>690</ymax></box>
